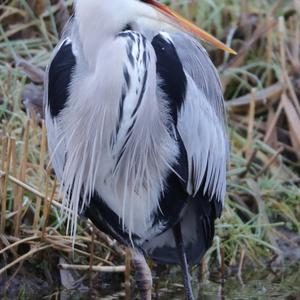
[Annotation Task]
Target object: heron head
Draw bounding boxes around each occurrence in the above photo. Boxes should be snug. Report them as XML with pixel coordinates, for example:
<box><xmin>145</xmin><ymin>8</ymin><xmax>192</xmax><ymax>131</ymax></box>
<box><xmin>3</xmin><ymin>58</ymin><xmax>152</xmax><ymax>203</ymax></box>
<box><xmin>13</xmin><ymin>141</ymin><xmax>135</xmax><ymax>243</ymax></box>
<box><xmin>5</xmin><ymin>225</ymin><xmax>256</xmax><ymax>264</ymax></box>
<box><xmin>75</xmin><ymin>0</ymin><xmax>235</xmax><ymax>54</ymax></box>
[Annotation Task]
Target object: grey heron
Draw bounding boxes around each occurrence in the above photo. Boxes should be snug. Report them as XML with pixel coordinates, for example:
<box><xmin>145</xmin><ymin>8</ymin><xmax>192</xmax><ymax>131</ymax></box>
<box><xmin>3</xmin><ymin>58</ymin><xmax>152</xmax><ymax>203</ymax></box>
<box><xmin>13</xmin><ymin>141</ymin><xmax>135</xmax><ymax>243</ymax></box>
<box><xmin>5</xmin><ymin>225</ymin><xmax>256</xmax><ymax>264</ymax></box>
<box><xmin>44</xmin><ymin>0</ymin><xmax>234</xmax><ymax>299</ymax></box>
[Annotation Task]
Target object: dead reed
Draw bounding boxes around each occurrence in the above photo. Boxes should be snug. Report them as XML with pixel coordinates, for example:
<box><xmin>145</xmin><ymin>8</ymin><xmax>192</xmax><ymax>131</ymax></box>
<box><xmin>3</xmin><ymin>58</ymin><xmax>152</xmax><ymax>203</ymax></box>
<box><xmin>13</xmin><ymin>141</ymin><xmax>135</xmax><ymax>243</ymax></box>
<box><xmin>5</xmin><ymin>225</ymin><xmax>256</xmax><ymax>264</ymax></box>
<box><xmin>0</xmin><ymin>120</ymin><xmax>130</xmax><ymax>291</ymax></box>
<box><xmin>0</xmin><ymin>0</ymin><xmax>300</xmax><ymax>296</ymax></box>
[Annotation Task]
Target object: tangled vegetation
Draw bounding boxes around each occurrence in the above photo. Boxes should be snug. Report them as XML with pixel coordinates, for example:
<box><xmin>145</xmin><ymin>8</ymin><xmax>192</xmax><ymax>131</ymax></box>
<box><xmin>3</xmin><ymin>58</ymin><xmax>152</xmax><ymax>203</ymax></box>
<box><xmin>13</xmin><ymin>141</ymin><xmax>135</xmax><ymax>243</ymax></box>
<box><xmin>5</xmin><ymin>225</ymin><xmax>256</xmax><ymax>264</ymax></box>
<box><xmin>0</xmin><ymin>0</ymin><xmax>299</xmax><ymax>298</ymax></box>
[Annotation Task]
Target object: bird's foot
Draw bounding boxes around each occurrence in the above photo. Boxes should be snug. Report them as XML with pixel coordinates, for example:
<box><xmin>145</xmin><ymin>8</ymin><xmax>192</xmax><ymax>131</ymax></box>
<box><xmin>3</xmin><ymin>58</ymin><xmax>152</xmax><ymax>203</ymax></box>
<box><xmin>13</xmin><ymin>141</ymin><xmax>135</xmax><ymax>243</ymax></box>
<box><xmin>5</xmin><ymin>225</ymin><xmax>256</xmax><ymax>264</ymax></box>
<box><xmin>131</xmin><ymin>250</ymin><xmax>152</xmax><ymax>300</ymax></box>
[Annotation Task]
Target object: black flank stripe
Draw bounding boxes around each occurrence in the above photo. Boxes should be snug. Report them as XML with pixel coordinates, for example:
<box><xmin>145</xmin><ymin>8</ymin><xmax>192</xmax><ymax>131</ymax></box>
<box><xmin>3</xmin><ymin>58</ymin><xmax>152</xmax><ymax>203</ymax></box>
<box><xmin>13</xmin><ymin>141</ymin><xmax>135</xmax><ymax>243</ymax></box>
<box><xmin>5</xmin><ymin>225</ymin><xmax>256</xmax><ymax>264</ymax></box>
<box><xmin>115</xmin><ymin>137</ymin><xmax>128</xmax><ymax>168</ymax></box>
<box><xmin>117</xmin><ymin>31</ymin><xmax>128</xmax><ymax>37</ymax></box>
<box><xmin>137</xmin><ymin>36</ymin><xmax>141</xmax><ymax>60</ymax></box>
<box><xmin>115</xmin><ymin>147</ymin><xmax>125</xmax><ymax>170</ymax></box>
<box><xmin>127</xmin><ymin>40</ymin><xmax>134</xmax><ymax>67</ymax></box>
<box><xmin>120</xmin><ymin>118</ymin><xmax>136</xmax><ymax>154</ymax></box>
<box><xmin>115</xmin><ymin>85</ymin><xmax>126</xmax><ymax>136</ymax></box>
<box><xmin>142</xmin><ymin>50</ymin><xmax>147</xmax><ymax>66</ymax></box>
<box><xmin>48</xmin><ymin>40</ymin><xmax>76</xmax><ymax>118</ymax></box>
<box><xmin>142</xmin><ymin>36</ymin><xmax>146</xmax><ymax>50</ymax></box>
<box><xmin>117</xmin><ymin>31</ymin><xmax>135</xmax><ymax>44</ymax></box>
<box><xmin>115</xmin><ymin>116</ymin><xmax>136</xmax><ymax>169</ymax></box>
<box><xmin>126</xmin><ymin>117</ymin><xmax>137</xmax><ymax>138</ymax></box>
<box><xmin>131</xmin><ymin>69</ymin><xmax>147</xmax><ymax>118</ymax></box>
<box><xmin>123</xmin><ymin>66</ymin><xmax>131</xmax><ymax>89</ymax></box>
<box><xmin>129</xmin><ymin>32</ymin><xmax>136</xmax><ymax>42</ymax></box>
<box><xmin>117</xmin><ymin>32</ymin><xmax>127</xmax><ymax>38</ymax></box>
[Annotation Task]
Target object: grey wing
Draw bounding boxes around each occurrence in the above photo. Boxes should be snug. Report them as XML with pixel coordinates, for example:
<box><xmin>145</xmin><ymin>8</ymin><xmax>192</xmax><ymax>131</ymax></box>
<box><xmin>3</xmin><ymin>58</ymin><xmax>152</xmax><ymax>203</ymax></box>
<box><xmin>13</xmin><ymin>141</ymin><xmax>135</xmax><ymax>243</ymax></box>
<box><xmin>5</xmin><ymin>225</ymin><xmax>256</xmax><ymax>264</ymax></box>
<box><xmin>171</xmin><ymin>33</ymin><xmax>228</xmax><ymax>204</ymax></box>
<box><xmin>171</xmin><ymin>33</ymin><xmax>226</xmax><ymax>121</ymax></box>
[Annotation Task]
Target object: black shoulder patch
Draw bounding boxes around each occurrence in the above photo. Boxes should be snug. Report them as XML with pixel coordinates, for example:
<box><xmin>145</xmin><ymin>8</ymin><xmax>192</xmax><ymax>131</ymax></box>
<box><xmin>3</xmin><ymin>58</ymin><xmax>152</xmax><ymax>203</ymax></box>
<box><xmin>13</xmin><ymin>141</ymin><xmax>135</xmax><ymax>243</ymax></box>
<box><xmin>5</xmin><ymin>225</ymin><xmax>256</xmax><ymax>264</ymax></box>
<box><xmin>48</xmin><ymin>40</ymin><xmax>76</xmax><ymax>118</ymax></box>
<box><xmin>151</xmin><ymin>34</ymin><xmax>187</xmax><ymax>124</ymax></box>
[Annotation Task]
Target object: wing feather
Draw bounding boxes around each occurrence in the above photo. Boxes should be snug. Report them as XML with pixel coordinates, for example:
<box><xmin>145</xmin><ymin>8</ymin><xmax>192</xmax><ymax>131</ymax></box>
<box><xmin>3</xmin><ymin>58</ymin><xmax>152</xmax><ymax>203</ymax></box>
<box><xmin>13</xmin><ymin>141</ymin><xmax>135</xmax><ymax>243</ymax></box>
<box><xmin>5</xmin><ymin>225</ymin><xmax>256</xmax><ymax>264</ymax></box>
<box><xmin>168</xmin><ymin>33</ymin><xmax>228</xmax><ymax>204</ymax></box>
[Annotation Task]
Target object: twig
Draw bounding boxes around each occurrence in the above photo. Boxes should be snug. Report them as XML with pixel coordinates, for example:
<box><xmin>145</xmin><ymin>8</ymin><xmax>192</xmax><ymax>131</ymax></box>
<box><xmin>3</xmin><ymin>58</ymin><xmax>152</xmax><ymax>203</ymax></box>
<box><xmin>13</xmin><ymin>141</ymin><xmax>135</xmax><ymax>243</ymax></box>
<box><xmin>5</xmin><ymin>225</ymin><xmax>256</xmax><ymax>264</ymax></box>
<box><xmin>266</xmin><ymin>15</ymin><xmax>274</xmax><ymax>86</ymax></box>
<box><xmin>125</xmin><ymin>248</ymin><xmax>131</xmax><ymax>288</ymax></box>
<box><xmin>0</xmin><ymin>245</ymin><xmax>51</xmax><ymax>276</ymax></box>
<box><xmin>89</xmin><ymin>224</ymin><xmax>96</xmax><ymax>286</ymax></box>
<box><xmin>240</xmin><ymin>149</ymin><xmax>258</xmax><ymax>178</ymax></box>
<box><xmin>264</xmin><ymin>97</ymin><xmax>284</xmax><ymax>143</ymax></box>
<box><xmin>245</xmin><ymin>88</ymin><xmax>256</xmax><ymax>158</ymax></box>
<box><xmin>94</xmin><ymin>229</ymin><xmax>125</xmax><ymax>257</ymax></box>
<box><xmin>237</xmin><ymin>248</ymin><xmax>245</xmax><ymax>284</ymax></box>
<box><xmin>1</xmin><ymin>137</ymin><xmax>10</xmax><ymax>234</ymax></box>
<box><xmin>220</xmin><ymin>246</ymin><xmax>225</xmax><ymax>282</ymax></box>
<box><xmin>0</xmin><ymin>235</ymin><xmax>40</xmax><ymax>256</ymax></box>
<box><xmin>0</xmin><ymin>234</ymin><xmax>18</xmax><ymax>257</ymax></box>
<box><xmin>33</xmin><ymin>122</ymin><xmax>48</xmax><ymax>229</ymax></box>
<box><xmin>11</xmin><ymin>139</ymin><xmax>17</xmax><ymax>236</ymax></box>
<box><xmin>46</xmin><ymin>237</ymin><xmax>115</xmax><ymax>266</ymax></box>
<box><xmin>59</xmin><ymin>264</ymin><xmax>126</xmax><ymax>273</ymax></box>
<box><xmin>42</xmin><ymin>178</ymin><xmax>57</xmax><ymax>240</ymax></box>
<box><xmin>14</xmin><ymin>121</ymin><xmax>30</xmax><ymax>237</ymax></box>
<box><xmin>226</xmin><ymin>81</ymin><xmax>283</xmax><ymax>108</ymax></box>
<box><xmin>0</xmin><ymin>171</ymin><xmax>68</xmax><ymax>213</ymax></box>
<box><xmin>255</xmin><ymin>146</ymin><xmax>284</xmax><ymax>179</ymax></box>
<box><xmin>278</xmin><ymin>17</ymin><xmax>287</xmax><ymax>73</ymax></box>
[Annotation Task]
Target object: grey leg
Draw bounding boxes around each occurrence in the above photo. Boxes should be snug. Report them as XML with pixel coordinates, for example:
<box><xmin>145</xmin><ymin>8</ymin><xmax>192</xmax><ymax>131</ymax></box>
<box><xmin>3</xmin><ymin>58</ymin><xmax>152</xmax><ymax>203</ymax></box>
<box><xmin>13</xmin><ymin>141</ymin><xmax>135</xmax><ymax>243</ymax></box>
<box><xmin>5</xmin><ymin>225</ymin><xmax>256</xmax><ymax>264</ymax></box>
<box><xmin>173</xmin><ymin>222</ymin><xmax>195</xmax><ymax>300</ymax></box>
<box><xmin>131</xmin><ymin>250</ymin><xmax>152</xmax><ymax>300</ymax></box>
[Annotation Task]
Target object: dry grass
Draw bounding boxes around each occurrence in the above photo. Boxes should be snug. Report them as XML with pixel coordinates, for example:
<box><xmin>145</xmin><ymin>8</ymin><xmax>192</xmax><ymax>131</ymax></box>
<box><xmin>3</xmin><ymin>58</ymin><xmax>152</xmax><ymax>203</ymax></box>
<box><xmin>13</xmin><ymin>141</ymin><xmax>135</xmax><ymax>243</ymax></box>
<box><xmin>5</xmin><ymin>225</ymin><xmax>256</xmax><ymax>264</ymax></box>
<box><xmin>0</xmin><ymin>0</ymin><xmax>300</xmax><ymax>297</ymax></box>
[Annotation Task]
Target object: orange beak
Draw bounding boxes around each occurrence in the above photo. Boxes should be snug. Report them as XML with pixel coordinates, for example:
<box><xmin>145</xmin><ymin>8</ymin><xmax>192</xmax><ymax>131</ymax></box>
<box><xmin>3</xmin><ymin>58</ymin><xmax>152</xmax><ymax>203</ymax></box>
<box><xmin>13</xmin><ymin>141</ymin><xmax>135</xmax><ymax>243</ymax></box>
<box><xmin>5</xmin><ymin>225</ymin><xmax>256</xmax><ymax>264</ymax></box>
<box><xmin>144</xmin><ymin>0</ymin><xmax>236</xmax><ymax>55</ymax></box>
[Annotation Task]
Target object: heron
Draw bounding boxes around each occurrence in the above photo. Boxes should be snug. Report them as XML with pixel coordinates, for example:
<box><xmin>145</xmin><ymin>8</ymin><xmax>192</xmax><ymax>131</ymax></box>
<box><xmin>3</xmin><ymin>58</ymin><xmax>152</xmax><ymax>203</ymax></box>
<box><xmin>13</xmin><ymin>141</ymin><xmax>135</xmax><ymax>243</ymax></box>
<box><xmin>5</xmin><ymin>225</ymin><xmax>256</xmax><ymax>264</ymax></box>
<box><xmin>44</xmin><ymin>0</ymin><xmax>234</xmax><ymax>299</ymax></box>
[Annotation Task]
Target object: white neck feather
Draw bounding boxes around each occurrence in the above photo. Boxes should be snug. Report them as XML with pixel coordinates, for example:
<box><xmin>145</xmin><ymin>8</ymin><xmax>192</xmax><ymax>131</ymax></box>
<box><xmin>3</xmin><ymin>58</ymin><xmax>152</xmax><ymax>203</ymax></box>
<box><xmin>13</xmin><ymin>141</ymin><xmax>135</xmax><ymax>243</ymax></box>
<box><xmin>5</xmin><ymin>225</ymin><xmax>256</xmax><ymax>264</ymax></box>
<box><xmin>74</xmin><ymin>0</ymin><xmax>159</xmax><ymax>64</ymax></box>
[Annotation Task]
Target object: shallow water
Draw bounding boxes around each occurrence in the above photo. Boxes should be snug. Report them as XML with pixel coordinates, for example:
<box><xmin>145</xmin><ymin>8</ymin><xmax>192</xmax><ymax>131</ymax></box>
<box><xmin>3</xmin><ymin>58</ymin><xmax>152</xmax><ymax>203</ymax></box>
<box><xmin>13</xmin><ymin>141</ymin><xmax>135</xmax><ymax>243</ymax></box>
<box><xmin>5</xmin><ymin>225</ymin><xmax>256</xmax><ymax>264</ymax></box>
<box><xmin>27</xmin><ymin>265</ymin><xmax>300</xmax><ymax>300</ymax></box>
<box><xmin>156</xmin><ymin>266</ymin><xmax>300</xmax><ymax>300</ymax></box>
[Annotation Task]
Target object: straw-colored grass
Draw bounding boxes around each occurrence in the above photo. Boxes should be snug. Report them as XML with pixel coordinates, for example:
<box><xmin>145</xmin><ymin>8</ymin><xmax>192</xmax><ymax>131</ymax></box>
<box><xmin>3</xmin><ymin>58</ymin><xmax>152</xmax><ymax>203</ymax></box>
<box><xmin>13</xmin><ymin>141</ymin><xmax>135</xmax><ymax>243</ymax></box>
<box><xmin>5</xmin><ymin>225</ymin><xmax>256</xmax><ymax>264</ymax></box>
<box><xmin>0</xmin><ymin>0</ymin><xmax>300</xmax><ymax>297</ymax></box>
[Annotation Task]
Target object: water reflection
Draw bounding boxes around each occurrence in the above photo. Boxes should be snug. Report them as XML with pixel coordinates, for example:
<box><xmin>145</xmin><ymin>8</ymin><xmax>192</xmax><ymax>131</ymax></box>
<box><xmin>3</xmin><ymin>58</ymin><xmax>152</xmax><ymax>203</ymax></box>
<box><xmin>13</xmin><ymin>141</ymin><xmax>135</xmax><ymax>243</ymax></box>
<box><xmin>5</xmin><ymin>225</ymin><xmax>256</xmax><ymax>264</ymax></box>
<box><xmin>20</xmin><ymin>265</ymin><xmax>300</xmax><ymax>299</ymax></box>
